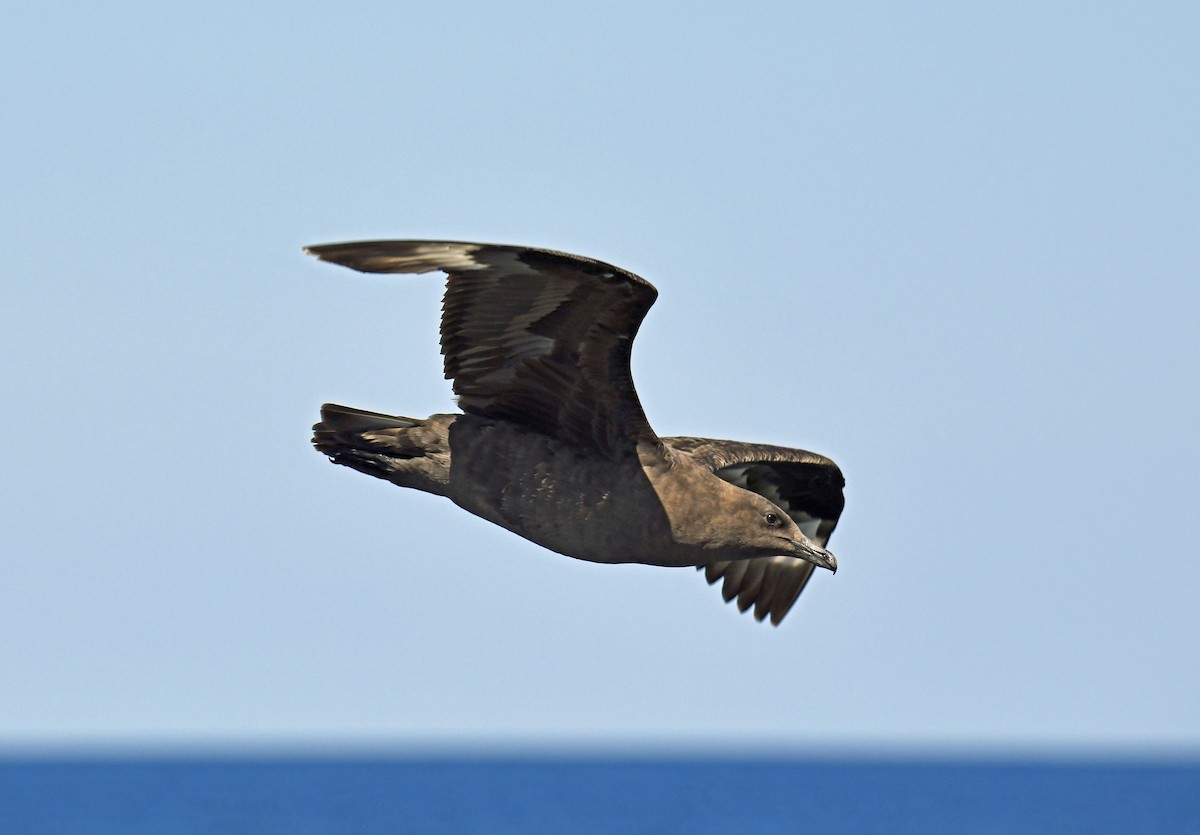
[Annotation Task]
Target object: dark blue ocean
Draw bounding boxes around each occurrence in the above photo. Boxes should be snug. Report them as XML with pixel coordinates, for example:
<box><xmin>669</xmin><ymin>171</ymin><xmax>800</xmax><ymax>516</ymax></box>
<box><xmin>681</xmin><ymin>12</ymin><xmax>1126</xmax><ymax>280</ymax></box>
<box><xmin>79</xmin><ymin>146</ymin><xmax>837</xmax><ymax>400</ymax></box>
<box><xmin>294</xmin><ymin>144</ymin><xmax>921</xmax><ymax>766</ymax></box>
<box><xmin>2</xmin><ymin>757</ymin><xmax>1198</xmax><ymax>834</ymax></box>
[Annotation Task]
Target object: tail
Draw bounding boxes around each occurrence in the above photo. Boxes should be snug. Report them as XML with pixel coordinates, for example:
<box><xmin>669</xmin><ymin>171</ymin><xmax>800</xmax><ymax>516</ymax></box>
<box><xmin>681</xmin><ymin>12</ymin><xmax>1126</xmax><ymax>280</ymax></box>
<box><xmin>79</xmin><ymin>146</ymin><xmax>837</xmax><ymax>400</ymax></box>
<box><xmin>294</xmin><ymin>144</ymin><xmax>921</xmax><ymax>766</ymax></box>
<box><xmin>313</xmin><ymin>403</ymin><xmax>420</xmax><ymax>452</ymax></box>
<box><xmin>312</xmin><ymin>403</ymin><xmax>450</xmax><ymax>494</ymax></box>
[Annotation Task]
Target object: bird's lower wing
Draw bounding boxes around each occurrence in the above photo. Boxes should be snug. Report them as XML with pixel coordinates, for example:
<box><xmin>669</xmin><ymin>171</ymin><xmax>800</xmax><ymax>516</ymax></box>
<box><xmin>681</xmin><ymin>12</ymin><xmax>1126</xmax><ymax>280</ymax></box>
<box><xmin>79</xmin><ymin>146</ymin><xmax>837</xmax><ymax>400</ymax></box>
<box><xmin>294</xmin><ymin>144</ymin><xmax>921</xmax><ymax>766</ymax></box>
<box><xmin>699</xmin><ymin>556</ymin><xmax>816</xmax><ymax>626</ymax></box>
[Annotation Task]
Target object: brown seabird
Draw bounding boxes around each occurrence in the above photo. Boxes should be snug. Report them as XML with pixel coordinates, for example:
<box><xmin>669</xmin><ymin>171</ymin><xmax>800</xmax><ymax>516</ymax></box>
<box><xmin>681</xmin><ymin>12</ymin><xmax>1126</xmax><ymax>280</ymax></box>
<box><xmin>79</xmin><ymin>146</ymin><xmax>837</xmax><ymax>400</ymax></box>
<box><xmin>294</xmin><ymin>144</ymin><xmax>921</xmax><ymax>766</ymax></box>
<box><xmin>307</xmin><ymin>241</ymin><xmax>846</xmax><ymax>625</ymax></box>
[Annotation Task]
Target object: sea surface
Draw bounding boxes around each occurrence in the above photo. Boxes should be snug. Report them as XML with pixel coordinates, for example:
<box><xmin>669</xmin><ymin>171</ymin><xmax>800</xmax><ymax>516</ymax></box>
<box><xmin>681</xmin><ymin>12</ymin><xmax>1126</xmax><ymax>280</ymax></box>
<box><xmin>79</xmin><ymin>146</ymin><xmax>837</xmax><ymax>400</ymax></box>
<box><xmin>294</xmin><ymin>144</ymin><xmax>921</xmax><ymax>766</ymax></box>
<box><xmin>1</xmin><ymin>756</ymin><xmax>1198</xmax><ymax>834</ymax></box>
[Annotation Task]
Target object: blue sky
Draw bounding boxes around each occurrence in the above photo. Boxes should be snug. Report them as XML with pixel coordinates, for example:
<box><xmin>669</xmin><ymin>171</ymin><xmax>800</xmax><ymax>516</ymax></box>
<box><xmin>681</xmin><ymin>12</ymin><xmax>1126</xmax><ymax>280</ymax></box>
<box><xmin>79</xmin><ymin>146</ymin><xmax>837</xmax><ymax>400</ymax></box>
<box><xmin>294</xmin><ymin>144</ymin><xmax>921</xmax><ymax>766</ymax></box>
<box><xmin>3</xmin><ymin>2</ymin><xmax>1198</xmax><ymax>754</ymax></box>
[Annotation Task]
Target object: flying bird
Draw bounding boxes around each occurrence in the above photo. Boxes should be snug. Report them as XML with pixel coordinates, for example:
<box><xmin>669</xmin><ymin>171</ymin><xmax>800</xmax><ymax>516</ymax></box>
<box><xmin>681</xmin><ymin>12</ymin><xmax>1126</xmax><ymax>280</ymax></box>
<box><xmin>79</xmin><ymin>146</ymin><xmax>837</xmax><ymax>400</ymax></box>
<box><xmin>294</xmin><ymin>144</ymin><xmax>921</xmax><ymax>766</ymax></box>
<box><xmin>307</xmin><ymin>241</ymin><xmax>845</xmax><ymax>625</ymax></box>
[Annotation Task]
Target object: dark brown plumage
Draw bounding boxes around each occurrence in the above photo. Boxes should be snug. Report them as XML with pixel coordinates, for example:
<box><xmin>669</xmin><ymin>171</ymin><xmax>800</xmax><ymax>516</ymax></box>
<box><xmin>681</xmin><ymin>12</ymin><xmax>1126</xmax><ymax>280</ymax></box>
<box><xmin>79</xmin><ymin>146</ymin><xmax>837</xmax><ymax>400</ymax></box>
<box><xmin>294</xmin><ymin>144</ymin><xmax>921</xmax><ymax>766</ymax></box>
<box><xmin>307</xmin><ymin>240</ymin><xmax>845</xmax><ymax>625</ymax></box>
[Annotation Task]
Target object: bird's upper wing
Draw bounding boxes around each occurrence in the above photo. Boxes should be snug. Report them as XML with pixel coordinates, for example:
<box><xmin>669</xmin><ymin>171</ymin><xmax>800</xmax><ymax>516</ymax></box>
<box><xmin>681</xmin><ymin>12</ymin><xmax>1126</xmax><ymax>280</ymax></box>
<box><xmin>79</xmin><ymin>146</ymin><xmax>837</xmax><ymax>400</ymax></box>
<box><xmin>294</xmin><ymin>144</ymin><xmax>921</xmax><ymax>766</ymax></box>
<box><xmin>665</xmin><ymin>436</ymin><xmax>846</xmax><ymax>625</ymax></box>
<box><xmin>305</xmin><ymin>241</ymin><xmax>660</xmax><ymax>456</ymax></box>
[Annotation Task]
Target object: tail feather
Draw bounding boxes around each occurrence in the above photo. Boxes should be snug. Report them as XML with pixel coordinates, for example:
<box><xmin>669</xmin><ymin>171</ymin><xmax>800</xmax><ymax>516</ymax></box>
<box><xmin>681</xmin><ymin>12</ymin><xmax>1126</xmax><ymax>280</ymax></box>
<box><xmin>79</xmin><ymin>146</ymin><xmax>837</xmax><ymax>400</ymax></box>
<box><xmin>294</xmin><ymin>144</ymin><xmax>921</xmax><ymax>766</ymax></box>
<box><xmin>313</xmin><ymin>403</ymin><xmax>419</xmax><ymax>457</ymax></box>
<box><xmin>312</xmin><ymin>403</ymin><xmax>451</xmax><ymax>495</ymax></box>
<box><xmin>318</xmin><ymin>403</ymin><xmax>418</xmax><ymax>434</ymax></box>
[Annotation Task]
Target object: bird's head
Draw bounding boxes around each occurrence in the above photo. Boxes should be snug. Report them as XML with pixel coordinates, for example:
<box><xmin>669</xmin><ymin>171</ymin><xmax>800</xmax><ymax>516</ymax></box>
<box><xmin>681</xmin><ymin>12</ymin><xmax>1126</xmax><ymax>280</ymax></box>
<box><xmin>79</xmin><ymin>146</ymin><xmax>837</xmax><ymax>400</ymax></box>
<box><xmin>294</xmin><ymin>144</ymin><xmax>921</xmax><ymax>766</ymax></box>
<box><xmin>669</xmin><ymin>474</ymin><xmax>837</xmax><ymax>572</ymax></box>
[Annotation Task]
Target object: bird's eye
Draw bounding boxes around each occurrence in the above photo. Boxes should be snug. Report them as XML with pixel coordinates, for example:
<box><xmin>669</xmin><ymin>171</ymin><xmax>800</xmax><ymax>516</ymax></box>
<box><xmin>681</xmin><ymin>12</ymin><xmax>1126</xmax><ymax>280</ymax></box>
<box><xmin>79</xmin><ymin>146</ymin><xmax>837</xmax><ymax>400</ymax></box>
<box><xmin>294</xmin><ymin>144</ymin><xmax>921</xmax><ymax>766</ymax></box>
<box><xmin>764</xmin><ymin>512</ymin><xmax>782</xmax><ymax>527</ymax></box>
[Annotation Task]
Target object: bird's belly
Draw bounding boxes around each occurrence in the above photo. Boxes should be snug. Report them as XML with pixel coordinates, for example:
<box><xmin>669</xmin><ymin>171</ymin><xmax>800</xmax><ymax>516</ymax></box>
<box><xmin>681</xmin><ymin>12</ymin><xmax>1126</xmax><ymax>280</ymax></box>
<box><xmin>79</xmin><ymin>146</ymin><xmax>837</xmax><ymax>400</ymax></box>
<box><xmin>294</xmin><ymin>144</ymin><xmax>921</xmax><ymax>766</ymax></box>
<box><xmin>443</xmin><ymin>417</ymin><xmax>677</xmax><ymax>565</ymax></box>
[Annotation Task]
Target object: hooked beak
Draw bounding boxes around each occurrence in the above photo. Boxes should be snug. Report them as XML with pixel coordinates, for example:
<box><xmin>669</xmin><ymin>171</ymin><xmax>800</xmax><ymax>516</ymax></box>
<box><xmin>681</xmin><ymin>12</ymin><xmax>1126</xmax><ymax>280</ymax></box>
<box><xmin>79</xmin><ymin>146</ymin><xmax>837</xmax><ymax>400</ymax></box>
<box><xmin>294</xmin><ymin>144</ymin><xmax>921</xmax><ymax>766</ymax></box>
<box><xmin>787</xmin><ymin>537</ymin><xmax>838</xmax><ymax>573</ymax></box>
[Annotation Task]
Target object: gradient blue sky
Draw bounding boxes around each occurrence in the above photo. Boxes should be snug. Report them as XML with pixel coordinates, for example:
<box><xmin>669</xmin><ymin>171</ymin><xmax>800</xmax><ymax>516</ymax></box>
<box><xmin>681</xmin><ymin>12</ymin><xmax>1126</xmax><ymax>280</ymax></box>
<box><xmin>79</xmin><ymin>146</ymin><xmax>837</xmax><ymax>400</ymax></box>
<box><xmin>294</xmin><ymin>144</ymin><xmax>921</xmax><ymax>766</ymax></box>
<box><xmin>3</xmin><ymin>2</ymin><xmax>1198</xmax><ymax>754</ymax></box>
